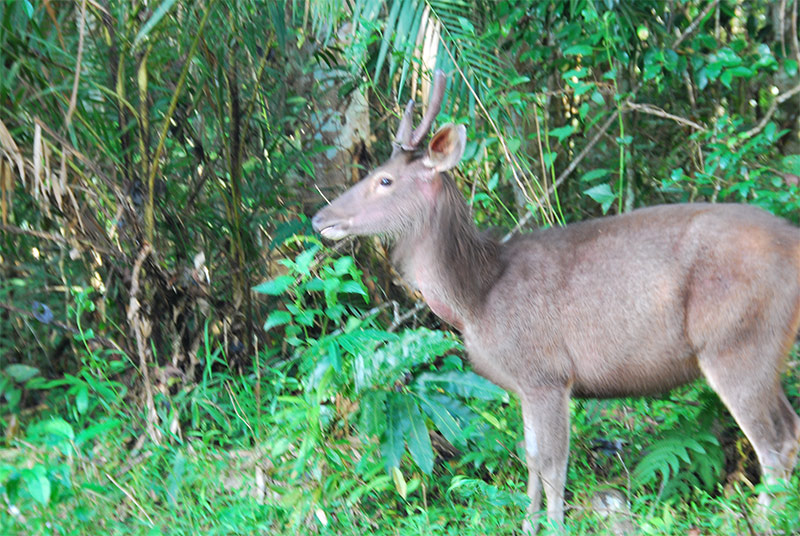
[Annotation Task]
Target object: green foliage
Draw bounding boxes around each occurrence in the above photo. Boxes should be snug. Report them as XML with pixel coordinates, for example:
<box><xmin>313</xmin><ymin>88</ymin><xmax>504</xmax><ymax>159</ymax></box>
<box><xmin>3</xmin><ymin>0</ymin><xmax>800</xmax><ymax>534</ymax></box>
<box><xmin>254</xmin><ymin>241</ymin><xmax>507</xmax><ymax>491</ymax></box>
<box><xmin>633</xmin><ymin>428</ymin><xmax>725</xmax><ymax>501</ymax></box>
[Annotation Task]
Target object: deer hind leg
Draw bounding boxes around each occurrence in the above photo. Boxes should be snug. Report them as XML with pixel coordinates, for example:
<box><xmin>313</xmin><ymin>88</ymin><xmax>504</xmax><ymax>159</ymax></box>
<box><xmin>519</xmin><ymin>386</ymin><xmax>571</xmax><ymax>533</ymax></box>
<box><xmin>698</xmin><ymin>346</ymin><xmax>800</xmax><ymax>499</ymax></box>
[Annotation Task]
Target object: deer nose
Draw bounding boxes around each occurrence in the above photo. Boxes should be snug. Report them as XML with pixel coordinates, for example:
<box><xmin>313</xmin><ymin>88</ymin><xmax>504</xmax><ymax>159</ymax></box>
<box><xmin>311</xmin><ymin>211</ymin><xmax>325</xmax><ymax>233</ymax></box>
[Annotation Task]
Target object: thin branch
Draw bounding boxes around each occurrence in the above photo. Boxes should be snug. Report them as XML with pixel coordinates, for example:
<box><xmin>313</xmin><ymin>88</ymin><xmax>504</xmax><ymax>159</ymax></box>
<box><xmin>105</xmin><ymin>472</ymin><xmax>155</xmax><ymax>526</ymax></box>
<box><xmin>792</xmin><ymin>0</ymin><xmax>799</xmax><ymax>63</ymax></box>
<box><xmin>145</xmin><ymin>0</ymin><xmax>218</xmax><ymax>242</ymax></box>
<box><xmin>503</xmin><ymin>109</ymin><xmax>620</xmax><ymax>241</ymax></box>
<box><xmin>503</xmin><ymin>0</ymin><xmax>724</xmax><ymax>239</ymax></box>
<box><xmin>437</xmin><ymin>35</ymin><xmax>536</xmax><ymax>213</ymax></box>
<box><xmin>626</xmin><ymin>102</ymin><xmax>707</xmax><ymax>131</ymax></box>
<box><xmin>673</xmin><ymin>0</ymin><xmax>720</xmax><ymax>49</ymax></box>
<box><xmin>127</xmin><ymin>243</ymin><xmax>161</xmax><ymax>445</ymax></box>
<box><xmin>0</xmin><ymin>222</ymin><xmax>124</xmax><ymax>259</ymax></box>
<box><xmin>388</xmin><ymin>301</ymin><xmax>427</xmax><ymax>333</ymax></box>
<box><xmin>740</xmin><ymin>81</ymin><xmax>800</xmax><ymax>139</ymax></box>
<box><xmin>64</xmin><ymin>0</ymin><xmax>87</xmax><ymax>129</ymax></box>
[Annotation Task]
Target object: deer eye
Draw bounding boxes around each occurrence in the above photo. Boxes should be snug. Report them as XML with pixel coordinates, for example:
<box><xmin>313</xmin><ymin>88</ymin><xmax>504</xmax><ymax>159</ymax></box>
<box><xmin>379</xmin><ymin>177</ymin><xmax>393</xmax><ymax>187</ymax></box>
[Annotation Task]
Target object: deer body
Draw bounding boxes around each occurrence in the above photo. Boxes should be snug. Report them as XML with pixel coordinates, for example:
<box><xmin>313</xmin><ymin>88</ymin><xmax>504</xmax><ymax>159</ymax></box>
<box><xmin>311</xmin><ymin>72</ymin><xmax>800</xmax><ymax>529</ymax></box>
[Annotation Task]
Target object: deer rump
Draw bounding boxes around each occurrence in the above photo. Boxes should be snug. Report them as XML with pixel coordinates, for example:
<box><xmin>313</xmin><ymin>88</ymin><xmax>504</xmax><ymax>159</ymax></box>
<box><xmin>311</xmin><ymin>70</ymin><xmax>800</xmax><ymax>530</ymax></box>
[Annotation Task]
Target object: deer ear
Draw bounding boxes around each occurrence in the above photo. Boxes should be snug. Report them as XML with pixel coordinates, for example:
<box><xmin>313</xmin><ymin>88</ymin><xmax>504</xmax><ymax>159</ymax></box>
<box><xmin>424</xmin><ymin>123</ymin><xmax>466</xmax><ymax>172</ymax></box>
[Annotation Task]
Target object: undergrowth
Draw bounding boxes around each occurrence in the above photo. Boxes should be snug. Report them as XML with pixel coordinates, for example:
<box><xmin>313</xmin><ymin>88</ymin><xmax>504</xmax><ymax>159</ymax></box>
<box><xmin>2</xmin><ymin>245</ymin><xmax>800</xmax><ymax>535</ymax></box>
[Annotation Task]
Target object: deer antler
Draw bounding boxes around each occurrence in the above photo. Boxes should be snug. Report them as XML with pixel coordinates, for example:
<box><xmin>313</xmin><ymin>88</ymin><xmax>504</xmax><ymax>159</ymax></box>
<box><xmin>393</xmin><ymin>70</ymin><xmax>448</xmax><ymax>153</ymax></box>
<box><xmin>408</xmin><ymin>69</ymin><xmax>447</xmax><ymax>149</ymax></box>
<box><xmin>393</xmin><ymin>100</ymin><xmax>415</xmax><ymax>151</ymax></box>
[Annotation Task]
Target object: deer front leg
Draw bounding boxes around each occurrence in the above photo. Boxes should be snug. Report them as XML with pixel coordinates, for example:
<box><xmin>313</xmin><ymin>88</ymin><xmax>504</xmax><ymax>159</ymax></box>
<box><xmin>520</xmin><ymin>386</ymin><xmax>571</xmax><ymax>533</ymax></box>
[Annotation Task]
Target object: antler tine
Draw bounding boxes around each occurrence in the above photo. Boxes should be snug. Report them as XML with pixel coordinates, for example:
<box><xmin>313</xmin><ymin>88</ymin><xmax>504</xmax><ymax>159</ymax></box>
<box><xmin>408</xmin><ymin>69</ymin><xmax>447</xmax><ymax>149</ymax></box>
<box><xmin>393</xmin><ymin>99</ymin><xmax>415</xmax><ymax>150</ymax></box>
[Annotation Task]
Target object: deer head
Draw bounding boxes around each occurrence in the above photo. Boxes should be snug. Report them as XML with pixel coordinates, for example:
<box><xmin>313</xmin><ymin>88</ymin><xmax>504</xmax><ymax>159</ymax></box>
<box><xmin>312</xmin><ymin>70</ymin><xmax>466</xmax><ymax>241</ymax></box>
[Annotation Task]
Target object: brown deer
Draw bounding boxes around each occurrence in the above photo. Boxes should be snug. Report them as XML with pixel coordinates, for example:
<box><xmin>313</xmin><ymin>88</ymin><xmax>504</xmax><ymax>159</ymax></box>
<box><xmin>311</xmin><ymin>70</ymin><xmax>800</xmax><ymax>530</ymax></box>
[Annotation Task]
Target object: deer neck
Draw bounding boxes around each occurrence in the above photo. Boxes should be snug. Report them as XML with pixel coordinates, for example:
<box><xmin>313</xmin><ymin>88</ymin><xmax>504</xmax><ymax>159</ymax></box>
<box><xmin>393</xmin><ymin>174</ymin><xmax>502</xmax><ymax>330</ymax></box>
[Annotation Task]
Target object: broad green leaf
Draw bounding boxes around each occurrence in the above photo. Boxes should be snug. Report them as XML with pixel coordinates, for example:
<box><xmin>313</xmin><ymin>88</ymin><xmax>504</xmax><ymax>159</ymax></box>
<box><xmin>727</xmin><ymin>65</ymin><xmax>752</xmax><ymax>78</ymax></box>
<box><xmin>332</xmin><ymin>256</ymin><xmax>355</xmax><ymax>276</ymax></box>
<box><xmin>542</xmin><ymin>151</ymin><xmax>557</xmax><ymax>169</ymax></box>
<box><xmin>340</xmin><ymin>280</ymin><xmax>367</xmax><ymax>296</ymax></box>
<box><xmin>695</xmin><ymin>66</ymin><xmax>709</xmax><ymax>90</ymax></box>
<box><xmin>563</xmin><ymin>44</ymin><xmax>592</xmax><ymax>56</ymax></box>
<box><xmin>583</xmin><ymin>183</ymin><xmax>616</xmax><ymax>214</ymax></box>
<box><xmin>780</xmin><ymin>155</ymin><xmax>800</xmax><ymax>175</ymax></box>
<box><xmin>4</xmin><ymin>364</ymin><xmax>39</xmax><ymax>382</ymax></box>
<box><xmin>400</xmin><ymin>395</ymin><xmax>433</xmax><ymax>474</ymax></box>
<box><xmin>579</xmin><ymin>168</ymin><xmax>611</xmax><ymax>183</ymax></box>
<box><xmin>720</xmin><ymin>69</ymin><xmax>733</xmax><ymax>88</ymax></box>
<box><xmin>549</xmin><ymin>125</ymin><xmax>574</xmax><ymax>142</ymax></box>
<box><xmin>76</xmin><ymin>384</ymin><xmax>89</xmax><ymax>414</ymax></box>
<box><xmin>391</xmin><ymin>466</ymin><xmax>407</xmax><ymax>499</ymax></box>
<box><xmin>42</xmin><ymin>418</ymin><xmax>75</xmax><ymax>442</ymax></box>
<box><xmin>22</xmin><ymin>466</ymin><xmax>50</xmax><ymax>506</ymax></box>
<box><xmin>253</xmin><ymin>275</ymin><xmax>294</xmax><ymax>295</ymax></box>
<box><xmin>264</xmin><ymin>310</ymin><xmax>292</xmax><ymax>332</ymax></box>
<box><xmin>414</xmin><ymin>370</ymin><xmax>507</xmax><ymax>401</ymax></box>
<box><xmin>295</xmin><ymin>246</ymin><xmax>319</xmax><ymax>275</ymax></box>
<box><xmin>359</xmin><ymin>390</ymin><xmax>387</xmax><ymax>439</ymax></box>
<box><xmin>76</xmin><ymin>419</ymin><xmax>123</xmax><ymax>446</ymax></box>
<box><xmin>417</xmin><ymin>394</ymin><xmax>464</xmax><ymax>448</ymax></box>
<box><xmin>381</xmin><ymin>393</ymin><xmax>410</xmax><ymax>471</ymax></box>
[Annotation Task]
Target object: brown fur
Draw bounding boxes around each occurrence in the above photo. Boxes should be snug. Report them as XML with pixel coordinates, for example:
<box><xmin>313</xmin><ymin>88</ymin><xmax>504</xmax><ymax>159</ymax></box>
<box><xmin>311</xmin><ymin>80</ymin><xmax>800</xmax><ymax>530</ymax></box>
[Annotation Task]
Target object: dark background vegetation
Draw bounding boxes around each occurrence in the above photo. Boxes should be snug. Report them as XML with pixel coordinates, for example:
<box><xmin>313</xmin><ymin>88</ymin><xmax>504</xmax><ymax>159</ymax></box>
<box><xmin>1</xmin><ymin>0</ymin><xmax>799</xmax><ymax>534</ymax></box>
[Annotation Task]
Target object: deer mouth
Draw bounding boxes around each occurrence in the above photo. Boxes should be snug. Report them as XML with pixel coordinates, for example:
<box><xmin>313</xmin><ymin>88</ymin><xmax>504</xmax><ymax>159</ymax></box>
<box><xmin>318</xmin><ymin>224</ymin><xmax>350</xmax><ymax>241</ymax></box>
<box><xmin>312</xmin><ymin>212</ymin><xmax>351</xmax><ymax>241</ymax></box>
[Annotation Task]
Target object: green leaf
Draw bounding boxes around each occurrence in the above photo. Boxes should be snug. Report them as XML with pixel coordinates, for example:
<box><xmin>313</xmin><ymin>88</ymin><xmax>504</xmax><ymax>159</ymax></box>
<box><xmin>5</xmin><ymin>364</ymin><xmax>39</xmax><ymax>382</ymax></box>
<box><xmin>359</xmin><ymin>390</ymin><xmax>387</xmax><ymax>439</ymax></box>
<box><xmin>340</xmin><ymin>280</ymin><xmax>367</xmax><ymax>296</ymax></box>
<box><xmin>373</xmin><ymin>0</ymin><xmax>403</xmax><ymax>80</ymax></box>
<box><xmin>391</xmin><ymin>466</ymin><xmax>407</xmax><ymax>499</ymax></box>
<box><xmin>786</xmin><ymin>59</ymin><xmax>799</xmax><ymax>77</ymax></box>
<box><xmin>76</xmin><ymin>419</ymin><xmax>123</xmax><ymax>446</ymax></box>
<box><xmin>414</xmin><ymin>370</ymin><xmax>507</xmax><ymax>401</ymax></box>
<box><xmin>332</xmin><ymin>256</ymin><xmax>355</xmax><ymax>276</ymax></box>
<box><xmin>579</xmin><ymin>168</ymin><xmax>611</xmax><ymax>183</ymax></box>
<box><xmin>132</xmin><ymin>0</ymin><xmax>179</xmax><ymax>49</ymax></box>
<box><xmin>295</xmin><ymin>246</ymin><xmax>319</xmax><ymax>275</ymax></box>
<box><xmin>381</xmin><ymin>393</ymin><xmax>410</xmax><ymax>471</ymax></box>
<box><xmin>583</xmin><ymin>183</ymin><xmax>616</xmax><ymax>214</ymax></box>
<box><xmin>401</xmin><ymin>395</ymin><xmax>433</xmax><ymax>474</ymax></box>
<box><xmin>264</xmin><ymin>310</ymin><xmax>292</xmax><ymax>332</ymax></box>
<box><xmin>42</xmin><ymin>418</ymin><xmax>75</xmax><ymax>442</ymax></box>
<box><xmin>417</xmin><ymin>394</ymin><xmax>464</xmax><ymax>448</ymax></box>
<box><xmin>549</xmin><ymin>125</ymin><xmax>574</xmax><ymax>142</ymax></box>
<box><xmin>727</xmin><ymin>65</ymin><xmax>752</xmax><ymax>78</ymax></box>
<box><xmin>695</xmin><ymin>66</ymin><xmax>709</xmax><ymax>90</ymax></box>
<box><xmin>22</xmin><ymin>465</ymin><xmax>50</xmax><ymax>506</ymax></box>
<box><xmin>253</xmin><ymin>275</ymin><xmax>294</xmax><ymax>295</ymax></box>
<box><xmin>563</xmin><ymin>44</ymin><xmax>592</xmax><ymax>56</ymax></box>
<box><xmin>76</xmin><ymin>385</ymin><xmax>89</xmax><ymax>414</ymax></box>
<box><xmin>542</xmin><ymin>151</ymin><xmax>557</xmax><ymax>169</ymax></box>
<box><xmin>720</xmin><ymin>69</ymin><xmax>733</xmax><ymax>89</ymax></box>
<box><xmin>779</xmin><ymin>155</ymin><xmax>800</xmax><ymax>175</ymax></box>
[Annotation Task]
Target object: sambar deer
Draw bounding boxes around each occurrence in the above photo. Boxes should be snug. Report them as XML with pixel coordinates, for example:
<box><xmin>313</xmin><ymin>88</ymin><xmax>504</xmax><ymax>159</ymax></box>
<box><xmin>311</xmin><ymin>70</ymin><xmax>800</xmax><ymax>530</ymax></box>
